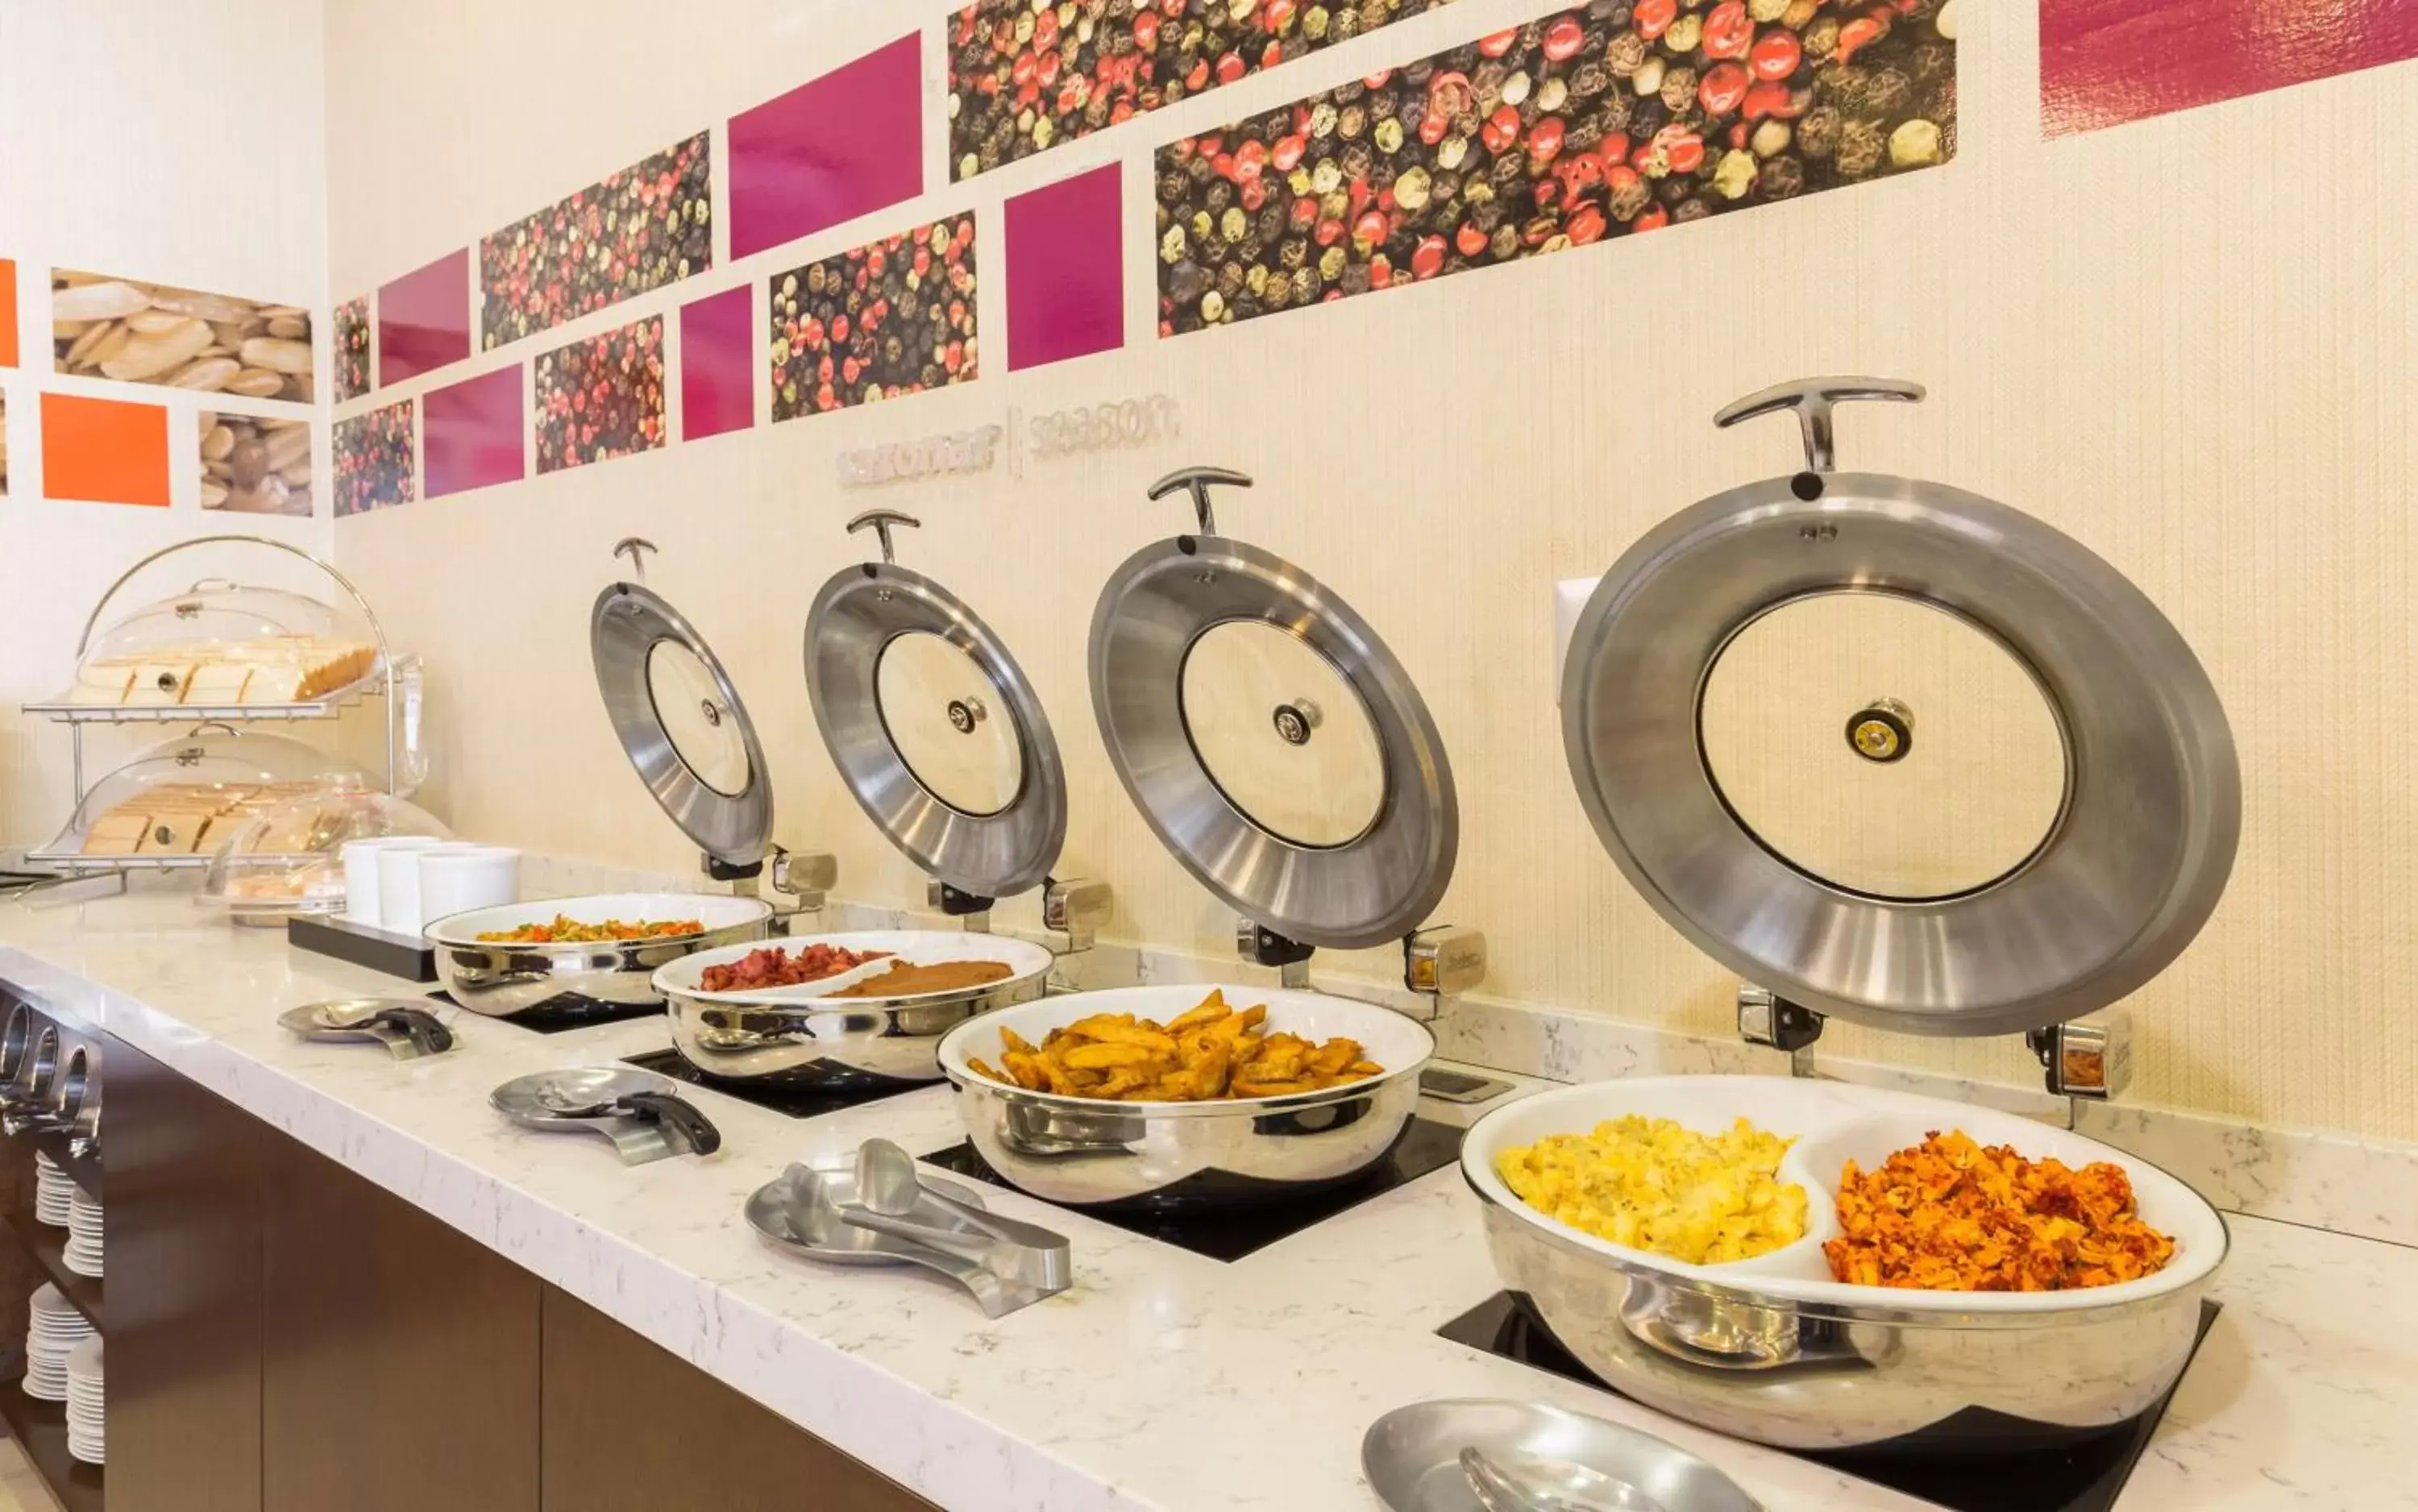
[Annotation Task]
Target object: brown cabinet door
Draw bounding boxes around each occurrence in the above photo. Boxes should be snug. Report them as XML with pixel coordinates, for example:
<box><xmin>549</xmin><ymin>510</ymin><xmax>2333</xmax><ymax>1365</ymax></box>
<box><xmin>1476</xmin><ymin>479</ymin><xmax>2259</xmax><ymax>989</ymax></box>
<box><xmin>107</xmin><ymin>1037</ymin><xmax>265</xmax><ymax>1512</ymax></box>
<box><xmin>260</xmin><ymin>1136</ymin><xmax>539</xmax><ymax>1512</ymax></box>
<box><xmin>539</xmin><ymin>1286</ymin><xmax>934</xmax><ymax>1512</ymax></box>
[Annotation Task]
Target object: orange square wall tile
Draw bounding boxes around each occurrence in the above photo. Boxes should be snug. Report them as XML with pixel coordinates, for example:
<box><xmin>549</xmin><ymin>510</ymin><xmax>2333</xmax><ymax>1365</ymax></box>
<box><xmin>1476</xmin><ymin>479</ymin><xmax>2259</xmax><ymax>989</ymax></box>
<box><xmin>0</xmin><ymin>259</ymin><xmax>16</xmax><ymax>367</ymax></box>
<box><xmin>42</xmin><ymin>393</ymin><xmax>169</xmax><ymax>506</ymax></box>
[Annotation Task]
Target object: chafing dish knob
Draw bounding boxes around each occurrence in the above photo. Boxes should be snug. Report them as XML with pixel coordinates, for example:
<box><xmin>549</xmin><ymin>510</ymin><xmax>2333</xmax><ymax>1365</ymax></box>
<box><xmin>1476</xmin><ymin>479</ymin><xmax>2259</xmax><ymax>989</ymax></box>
<box><xmin>1846</xmin><ymin>697</ymin><xmax>1914</xmax><ymax>763</ymax></box>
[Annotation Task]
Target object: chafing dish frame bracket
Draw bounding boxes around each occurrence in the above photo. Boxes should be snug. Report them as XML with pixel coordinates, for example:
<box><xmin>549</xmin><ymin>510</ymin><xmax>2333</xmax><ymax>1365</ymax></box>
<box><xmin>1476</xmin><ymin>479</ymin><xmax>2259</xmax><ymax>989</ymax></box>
<box><xmin>1232</xmin><ymin>916</ymin><xmax>1489</xmax><ymax>1018</ymax></box>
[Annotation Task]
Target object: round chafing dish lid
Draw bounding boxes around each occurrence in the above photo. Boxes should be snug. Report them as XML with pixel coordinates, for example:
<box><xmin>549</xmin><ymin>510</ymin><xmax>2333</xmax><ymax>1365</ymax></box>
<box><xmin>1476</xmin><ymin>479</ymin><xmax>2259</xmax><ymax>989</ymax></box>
<box><xmin>1560</xmin><ymin>379</ymin><xmax>2240</xmax><ymax>1037</ymax></box>
<box><xmin>591</xmin><ymin>578</ymin><xmax>774</xmax><ymax>867</ymax></box>
<box><xmin>1089</xmin><ymin>469</ymin><xmax>1456</xmax><ymax>951</ymax></box>
<box><xmin>806</xmin><ymin>512</ymin><xmax>1066</xmax><ymax>900</ymax></box>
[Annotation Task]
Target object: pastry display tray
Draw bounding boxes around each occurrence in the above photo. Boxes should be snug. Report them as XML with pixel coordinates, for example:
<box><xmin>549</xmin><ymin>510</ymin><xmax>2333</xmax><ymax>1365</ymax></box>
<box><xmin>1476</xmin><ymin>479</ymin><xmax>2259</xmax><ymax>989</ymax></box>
<box><xmin>25</xmin><ymin>667</ymin><xmax>393</xmax><ymax>724</ymax></box>
<box><xmin>1439</xmin><ymin>1291</ymin><xmax>2219</xmax><ymax>1512</ymax></box>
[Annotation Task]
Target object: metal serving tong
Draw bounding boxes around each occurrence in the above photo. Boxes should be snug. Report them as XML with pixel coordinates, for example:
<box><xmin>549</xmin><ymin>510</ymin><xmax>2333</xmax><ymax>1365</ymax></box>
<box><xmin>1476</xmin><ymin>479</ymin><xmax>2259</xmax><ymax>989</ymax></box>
<box><xmin>489</xmin><ymin>1068</ymin><xmax>723</xmax><ymax>1165</ymax></box>
<box><xmin>750</xmin><ymin>1141</ymin><xmax>1070</xmax><ymax>1318</ymax></box>
<box><xmin>281</xmin><ymin>998</ymin><xmax>457</xmax><ymax>1061</ymax></box>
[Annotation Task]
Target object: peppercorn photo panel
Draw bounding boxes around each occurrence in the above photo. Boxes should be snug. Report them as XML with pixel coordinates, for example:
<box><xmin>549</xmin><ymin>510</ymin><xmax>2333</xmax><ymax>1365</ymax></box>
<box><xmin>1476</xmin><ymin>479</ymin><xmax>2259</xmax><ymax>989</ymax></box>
<box><xmin>334</xmin><ymin>399</ymin><xmax>416</xmax><ymax>517</ymax></box>
<box><xmin>769</xmin><ymin>212</ymin><xmax>980</xmax><ymax>422</ymax></box>
<box><xmin>334</xmin><ymin>294</ymin><xmax>372</xmax><ymax>401</ymax></box>
<box><xmin>536</xmin><ymin>315</ymin><xmax>668</xmax><ymax>474</ymax></box>
<box><xmin>1156</xmin><ymin>1</ymin><xmax>1956</xmax><ymax>337</ymax></box>
<box><xmin>52</xmin><ymin>271</ymin><xmax>316</xmax><ymax>401</ymax></box>
<box><xmin>480</xmin><ymin>131</ymin><xmax>713</xmax><ymax>352</ymax></box>
<box><xmin>948</xmin><ymin>0</ymin><xmax>1467</xmax><ymax>181</ymax></box>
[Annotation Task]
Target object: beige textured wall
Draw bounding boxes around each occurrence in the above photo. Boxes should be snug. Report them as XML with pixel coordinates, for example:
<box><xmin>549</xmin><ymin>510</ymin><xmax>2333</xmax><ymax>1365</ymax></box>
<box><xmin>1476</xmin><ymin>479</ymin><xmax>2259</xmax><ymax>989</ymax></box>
<box><xmin>0</xmin><ymin>0</ymin><xmax>333</xmax><ymax>849</ymax></box>
<box><xmin>325</xmin><ymin>0</ymin><xmax>2418</xmax><ymax>1140</ymax></box>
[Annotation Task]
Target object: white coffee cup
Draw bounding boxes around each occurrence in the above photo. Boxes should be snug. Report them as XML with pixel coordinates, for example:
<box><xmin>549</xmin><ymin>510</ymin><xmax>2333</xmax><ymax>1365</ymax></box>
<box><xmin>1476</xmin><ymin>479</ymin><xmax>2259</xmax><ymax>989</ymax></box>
<box><xmin>418</xmin><ymin>846</ymin><xmax>521</xmax><ymax>927</ymax></box>
<box><xmin>379</xmin><ymin>843</ymin><xmax>488</xmax><ymax>935</ymax></box>
<box><xmin>342</xmin><ymin>837</ymin><xmax>447</xmax><ymax>924</ymax></box>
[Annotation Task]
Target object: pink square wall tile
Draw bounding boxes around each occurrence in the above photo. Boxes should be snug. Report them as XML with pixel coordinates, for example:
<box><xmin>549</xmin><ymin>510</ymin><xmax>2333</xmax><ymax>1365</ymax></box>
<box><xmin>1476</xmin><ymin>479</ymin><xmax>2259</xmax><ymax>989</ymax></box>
<box><xmin>729</xmin><ymin>34</ymin><xmax>924</xmax><ymax>260</ymax></box>
<box><xmin>380</xmin><ymin>249</ymin><xmax>471</xmax><ymax>386</ymax></box>
<box><xmin>680</xmin><ymin>286</ymin><xmax>754</xmax><ymax>442</ymax></box>
<box><xmin>1006</xmin><ymin>164</ymin><xmax>1123</xmax><ymax>372</ymax></box>
<box><xmin>2042</xmin><ymin>0</ymin><xmax>2418</xmax><ymax>137</ymax></box>
<box><xmin>424</xmin><ymin>366</ymin><xmax>524</xmax><ymax>498</ymax></box>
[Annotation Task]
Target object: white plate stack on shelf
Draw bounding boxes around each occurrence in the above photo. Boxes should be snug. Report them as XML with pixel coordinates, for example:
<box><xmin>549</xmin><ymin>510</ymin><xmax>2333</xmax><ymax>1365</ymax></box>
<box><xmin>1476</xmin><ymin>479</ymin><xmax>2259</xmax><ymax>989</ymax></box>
<box><xmin>64</xmin><ymin>1336</ymin><xmax>103</xmax><ymax>1465</ymax></box>
<box><xmin>33</xmin><ymin>1153</ymin><xmax>74</xmax><ymax>1227</ymax></box>
<box><xmin>23</xmin><ymin>1285</ymin><xmax>93</xmax><ymax>1403</ymax></box>
<box><xmin>65</xmin><ymin>1188</ymin><xmax>102</xmax><ymax>1277</ymax></box>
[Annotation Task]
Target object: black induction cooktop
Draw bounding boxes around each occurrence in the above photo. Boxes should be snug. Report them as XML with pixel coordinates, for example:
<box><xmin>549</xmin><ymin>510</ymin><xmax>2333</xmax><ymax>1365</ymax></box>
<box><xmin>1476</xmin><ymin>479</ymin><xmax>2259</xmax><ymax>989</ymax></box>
<box><xmin>920</xmin><ymin>1116</ymin><xmax>1465</xmax><ymax>1263</ymax></box>
<box><xmin>1437</xmin><ymin>1292</ymin><xmax>2220</xmax><ymax>1512</ymax></box>
<box><xmin>619</xmin><ymin>1047</ymin><xmax>922</xmax><ymax>1120</ymax></box>
<box><xmin>426</xmin><ymin>989</ymin><xmax>663</xmax><ymax>1034</ymax></box>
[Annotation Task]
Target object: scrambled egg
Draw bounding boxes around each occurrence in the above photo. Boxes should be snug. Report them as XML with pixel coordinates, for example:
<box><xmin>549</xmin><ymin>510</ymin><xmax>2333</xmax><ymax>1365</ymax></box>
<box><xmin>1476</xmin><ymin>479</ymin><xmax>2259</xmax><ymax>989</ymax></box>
<box><xmin>1496</xmin><ymin>1115</ymin><xmax>1808</xmax><ymax>1265</ymax></box>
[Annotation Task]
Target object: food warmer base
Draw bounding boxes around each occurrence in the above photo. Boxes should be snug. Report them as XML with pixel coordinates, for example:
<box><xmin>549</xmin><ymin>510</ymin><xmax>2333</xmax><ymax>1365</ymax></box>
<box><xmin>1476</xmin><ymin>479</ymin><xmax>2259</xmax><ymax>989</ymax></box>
<box><xmin>619</xmin><ymin>1048</ymin><xmax>925</xmax><ymax>1121</ymax></box>
<box><xmin>425</xmin><ymin>989</ymin><xmax>664</xmax><ymax>1035</ymax></box>
<box><xmin>920</xmin><ymin>1117</ymin><xmax>1464</xmax><ymax>1263</ymax></box>
<box><xmin>1438</xmin><ymin>1292</ymin><xmax>2220</xmax><ymax>1512</ymax></box>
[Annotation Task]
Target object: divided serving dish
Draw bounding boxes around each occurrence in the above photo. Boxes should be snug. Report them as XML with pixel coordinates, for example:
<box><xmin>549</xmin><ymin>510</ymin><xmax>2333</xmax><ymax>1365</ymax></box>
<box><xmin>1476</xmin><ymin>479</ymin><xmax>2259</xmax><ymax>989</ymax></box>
<box><xmin>1460</xmin><ymin>1075</ymin><xmax>2227</xmax><ymax>1452</ymax></box>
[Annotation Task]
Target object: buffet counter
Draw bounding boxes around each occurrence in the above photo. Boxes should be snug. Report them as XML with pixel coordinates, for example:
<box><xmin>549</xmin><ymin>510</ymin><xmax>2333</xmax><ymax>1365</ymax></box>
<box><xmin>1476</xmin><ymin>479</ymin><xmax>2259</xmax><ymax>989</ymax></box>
<box><xmin>4</xmin><ymin>887</ymin><xmax>2410</xmax><ymax>1511</ymax></box>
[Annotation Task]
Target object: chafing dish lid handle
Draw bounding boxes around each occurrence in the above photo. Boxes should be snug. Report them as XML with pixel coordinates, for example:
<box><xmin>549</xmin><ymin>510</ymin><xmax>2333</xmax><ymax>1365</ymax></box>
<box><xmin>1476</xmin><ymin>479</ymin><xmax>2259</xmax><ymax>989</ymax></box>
<box><xmin>1146</xmin><ymin>465</ymin><xmax>1253</xmax><ymax>535</ymax></box>
<box><xmin>846</xmin><ymin>509</ymin><xmax>920</xmax><ymax>565</ymax></box>
<box><xmin>1713</xmin><ymin>376</ymin><xmax>1926</xmax><ymax>474</ymax></box>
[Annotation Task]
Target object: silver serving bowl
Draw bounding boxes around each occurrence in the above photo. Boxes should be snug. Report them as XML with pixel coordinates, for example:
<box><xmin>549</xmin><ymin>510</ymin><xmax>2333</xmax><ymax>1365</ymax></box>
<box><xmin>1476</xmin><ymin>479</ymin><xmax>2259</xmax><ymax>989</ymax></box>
<box><xmin>936</xmin><ymin>985</ymin><xmax>1435</xmax><ymax>1210</ymax></box>
<box><xmin>425</xmin><ymin>892</ymin><xmax>774</xmax><ymax>1020</ymax></box>
<box><xmin>659</xmin><ymin>932</ymin><xmax>1056</xmax><ymax>1089</ymax></box>
<box><xmin>1462</xmin><ymin>1077</ymin><xmax>2229</xmax><ymax>1452</ymax></box>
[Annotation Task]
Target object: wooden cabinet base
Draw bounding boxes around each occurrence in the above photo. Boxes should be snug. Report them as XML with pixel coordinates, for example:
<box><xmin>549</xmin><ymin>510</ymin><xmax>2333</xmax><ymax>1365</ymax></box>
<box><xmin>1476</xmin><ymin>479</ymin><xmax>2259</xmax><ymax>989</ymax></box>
<box><xmin>540</xmin><ymin>1289</ymin><xmax>936</xmax><ymax>1512</ymax></box>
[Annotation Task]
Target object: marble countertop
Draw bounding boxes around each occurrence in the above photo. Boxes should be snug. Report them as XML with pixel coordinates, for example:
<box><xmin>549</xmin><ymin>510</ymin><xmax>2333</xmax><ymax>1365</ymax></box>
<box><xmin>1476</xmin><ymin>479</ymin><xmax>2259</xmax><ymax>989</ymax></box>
<box><xmin>2</xmin><ymin>887</ymin><xmax>2410</xmax><ymax>1511</ymax></box>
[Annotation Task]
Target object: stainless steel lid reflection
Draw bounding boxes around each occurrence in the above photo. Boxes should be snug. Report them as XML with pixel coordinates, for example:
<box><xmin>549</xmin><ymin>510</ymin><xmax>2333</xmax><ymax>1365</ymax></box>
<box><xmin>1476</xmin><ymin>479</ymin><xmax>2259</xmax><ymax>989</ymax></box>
<box><xmin>1089</xmin><ymin>467</ymin><xmax>1457</xmax><ymax>950</ymax></box>
<box><xmin>591</xmin><ymin>538</ymin><xmax>775</xmax><ymax>868</ymax></box>
<box><xmin>805</xmin><ymin>510</ymin><xmax>1066</xmax><ymax>900</ymax></box>
<box><xmin>1560</xmin><ymin>378</ymin><xmax>2240</xmax><ymax>1036</ymax></box>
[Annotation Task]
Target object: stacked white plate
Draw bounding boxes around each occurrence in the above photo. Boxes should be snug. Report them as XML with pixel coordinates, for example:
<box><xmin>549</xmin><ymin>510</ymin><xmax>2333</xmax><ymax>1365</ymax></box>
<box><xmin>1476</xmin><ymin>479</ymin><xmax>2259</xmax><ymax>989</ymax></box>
<box><xmin>64</xmin><ymin>1336</ymin><xmax>102</xmax><ymax>1465</ymax></box>
<box><xmin>23</xmin><ymin>1285</ymin><xmax>93</xmax><ymax>1402</ymax></box>
<box><xmin>33</xmin><ymin>1153</ymin><xmax>73</xmax><ymax>1228</ymax></box>
<box><xmin>64</xmin><ymin>1189</ymin><xmax>102</xmax><ymax>1278</ymax></box>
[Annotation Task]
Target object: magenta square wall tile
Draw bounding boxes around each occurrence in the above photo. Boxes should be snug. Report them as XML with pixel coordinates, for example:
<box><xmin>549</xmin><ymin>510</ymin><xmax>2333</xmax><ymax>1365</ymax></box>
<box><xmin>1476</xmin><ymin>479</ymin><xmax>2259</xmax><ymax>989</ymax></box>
<box><xmin>379</xmin><ymin>249</ymin><xmax>472</xmax><ymax>386</ymax></box>
<box><xmin>424</xmin><ymin>366</ymin><xmax>524</xmax><ymax>498</ymax></box>
<box><xmin>729</xmin><ymin>34</ymin><xmax>924</xmax><ymax>260</ymax></box>
<box><xmin>680</xmin><ymin>286</ymin><xmax>754</xmax><ymax>442</ymax></box>
<box><xmin>1006</xmin><ymin>164</ymin><xmax>1123</xmax><ymax>372</ymax></box>
<box><xmin>2042</xmin><ymin>0</ymin><xmax>2418</xmax><ymax>137</ymax></box>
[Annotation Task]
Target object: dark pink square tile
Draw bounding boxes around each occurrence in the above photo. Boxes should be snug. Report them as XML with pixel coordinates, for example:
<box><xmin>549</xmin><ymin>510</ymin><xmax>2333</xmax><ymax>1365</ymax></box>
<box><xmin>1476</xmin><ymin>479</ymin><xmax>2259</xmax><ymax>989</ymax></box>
<box><xmin>424</xmin><ymin>367</ymin><xmax>524</xmax><ymax>498</ymax></box>
<box><xmin>1006</xmin><ymin>164</ymin><xmax>1123</xmax><ymax>372</ymax></box>
<box><xmin>729</xmin><ymin>34</ymin><xmax>924</xmax><ymax>260</ymax></box>
<box><xmin>380</xmin><ymin>250</ymin><xmax>471</xmax><ymax>386</ymax></box>
<box><xmin>680</xmin><ymin>285</ymin><xmax>754</xmax><ymax>442</ymax></box>
<box><xmin>2043</xmin><ymin>0</ymin><xmax>2418</xmax><ymax>137</ymax></box>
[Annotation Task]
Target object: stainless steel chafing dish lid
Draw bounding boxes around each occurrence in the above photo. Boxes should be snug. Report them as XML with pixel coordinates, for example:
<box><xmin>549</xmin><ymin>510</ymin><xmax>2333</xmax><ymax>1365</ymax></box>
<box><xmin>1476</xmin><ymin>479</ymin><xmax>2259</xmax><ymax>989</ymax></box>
<box><xmin>806</xmin><ymin>510</ymin><xmax>1067</xmax><ymax>901</ymax></box>
<box><xmin>1560</xmin><ymin>378</ymin><xmax>2241</xmax><ymax>1037</ymax></box>
<box><xmin>1089</xmin><ymin>467</ymin><xmax>1457</xmax><ymax>951</ymax></box>
<box><xmin>591</xmin><ymin>539</ymin><xmax>775</xmax><ymax>869</ymax></box>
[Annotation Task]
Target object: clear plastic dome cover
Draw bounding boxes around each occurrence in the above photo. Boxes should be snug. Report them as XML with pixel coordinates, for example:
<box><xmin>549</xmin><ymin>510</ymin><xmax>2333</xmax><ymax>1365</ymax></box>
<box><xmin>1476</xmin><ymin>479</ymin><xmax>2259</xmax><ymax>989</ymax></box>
<box><xmin>51</xmin><ymin>728</ymin><xmax>364</xmax><ymax>862</ymax></box>
<box><xmin>67</xmin><ymin>580</ymin><xmax>383</xmax><ymax>708</ymax></box>
<box><xmin>201</xmin><ymin>779</ymin><xmax>450</xmax><ymax>920</ymax></box>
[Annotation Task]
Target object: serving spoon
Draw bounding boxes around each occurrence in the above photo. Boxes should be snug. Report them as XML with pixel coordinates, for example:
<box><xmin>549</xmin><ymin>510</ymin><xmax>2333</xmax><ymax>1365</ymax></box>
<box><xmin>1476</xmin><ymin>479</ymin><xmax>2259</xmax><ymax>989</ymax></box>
<box><xmin>1460</xmin><ymin>1448</ymin><xmax>1668</xmax><ymax>1512</ymax></box>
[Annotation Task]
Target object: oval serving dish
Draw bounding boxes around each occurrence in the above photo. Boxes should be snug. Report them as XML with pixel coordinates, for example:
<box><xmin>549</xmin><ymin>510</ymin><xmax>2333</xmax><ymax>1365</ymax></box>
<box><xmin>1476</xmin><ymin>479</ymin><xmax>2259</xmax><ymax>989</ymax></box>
<box><xmin>425</xmin><ymin>891</ymin><xmax>774</xmax><ymax>1020</ymax></box>
<box><xmin>937</xmin><ymin>985</ymin><xmax>1435</xmax><ymax>1211</ymax></box>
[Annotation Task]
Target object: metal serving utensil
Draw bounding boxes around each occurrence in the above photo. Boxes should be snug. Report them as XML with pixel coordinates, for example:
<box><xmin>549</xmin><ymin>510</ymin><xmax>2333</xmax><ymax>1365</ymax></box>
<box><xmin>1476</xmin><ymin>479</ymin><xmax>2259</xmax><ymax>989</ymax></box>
<box><xmin>532</xmin><ymin>1085</ymin><xmax>722</xmax><ymax>1155</ymax></box>
<box><xmin>777</xmin><ymin>1162</ymin><xmax>1066</xmax><ymax>1319</ymax></box>
<box><xmin>1460</xmin><ymin>1448</ymin><xmax>1667</xmax><ymax>1512</ymax></box>
<box><xmin>279</xmin><ymin>998</ymin><xmax>456</xmax><ymax>1061</ymax></box>
<box><xmin>843</xmin><ymin>1139</ymin><xmax>1072</xmax><ymax>1290</ymax></box>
